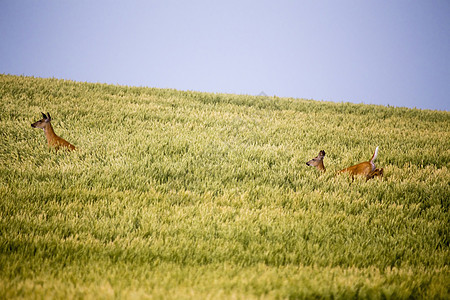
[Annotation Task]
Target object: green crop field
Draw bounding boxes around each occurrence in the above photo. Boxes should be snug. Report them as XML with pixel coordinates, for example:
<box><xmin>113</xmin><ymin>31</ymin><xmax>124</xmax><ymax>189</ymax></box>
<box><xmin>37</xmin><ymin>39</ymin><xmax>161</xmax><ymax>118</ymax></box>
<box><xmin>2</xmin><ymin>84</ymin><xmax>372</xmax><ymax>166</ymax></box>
<box><xmin>0</xmin><ymin>74</ymin><xmax>449</xmax><ymax>299</ymax></box>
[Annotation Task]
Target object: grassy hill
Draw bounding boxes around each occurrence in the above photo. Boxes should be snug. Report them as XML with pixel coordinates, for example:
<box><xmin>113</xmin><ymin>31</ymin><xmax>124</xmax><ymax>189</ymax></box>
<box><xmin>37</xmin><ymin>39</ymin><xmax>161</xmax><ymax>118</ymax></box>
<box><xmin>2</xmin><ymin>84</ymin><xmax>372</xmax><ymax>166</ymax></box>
<box><xmin>0</xmin><ymin>74</ymin><xmax>449</xmax><ymax>298</ymax></box>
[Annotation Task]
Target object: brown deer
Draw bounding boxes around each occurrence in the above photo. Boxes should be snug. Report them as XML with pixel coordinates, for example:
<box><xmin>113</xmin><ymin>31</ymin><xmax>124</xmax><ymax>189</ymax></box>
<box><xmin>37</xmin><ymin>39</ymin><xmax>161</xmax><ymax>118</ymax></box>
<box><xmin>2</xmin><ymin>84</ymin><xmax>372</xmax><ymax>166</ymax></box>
<box><xmin>31</xmin><ymin>112</ymin><xmax>76</xmax><ymax>151</ymax></box>
<box><xmin>306</xmin><ymin>147</ymin><xmax>383</xmax><ymax>181</ymax></box>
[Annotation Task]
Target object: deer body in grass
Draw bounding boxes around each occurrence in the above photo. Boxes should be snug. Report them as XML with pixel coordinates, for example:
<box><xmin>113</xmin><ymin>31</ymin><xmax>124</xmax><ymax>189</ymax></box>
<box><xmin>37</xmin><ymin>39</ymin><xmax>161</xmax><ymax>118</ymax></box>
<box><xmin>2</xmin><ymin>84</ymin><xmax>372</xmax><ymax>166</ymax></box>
<box><xmin>306</xmin><ymin>147</ymin><xmax>383</xmax><ymax>180</ymax></box>
<box><xmin>31</xmin><ymin>113</ymin><xmax>76</xmax><ymax>151</ymax></box>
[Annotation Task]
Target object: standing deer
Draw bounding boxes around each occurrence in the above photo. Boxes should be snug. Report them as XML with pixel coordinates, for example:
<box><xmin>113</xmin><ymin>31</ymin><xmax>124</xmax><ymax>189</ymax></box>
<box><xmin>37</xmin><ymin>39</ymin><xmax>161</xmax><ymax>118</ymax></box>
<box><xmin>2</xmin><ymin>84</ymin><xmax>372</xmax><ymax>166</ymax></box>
<box><xmin>31</xmin><ymin>112</ymin><xmax>76</xmax><ymax>151</ymax></box>
<box><xmin>306</xmin><ymin>147</ymin><xmax>383</xmax><ymax>181</ymax></box>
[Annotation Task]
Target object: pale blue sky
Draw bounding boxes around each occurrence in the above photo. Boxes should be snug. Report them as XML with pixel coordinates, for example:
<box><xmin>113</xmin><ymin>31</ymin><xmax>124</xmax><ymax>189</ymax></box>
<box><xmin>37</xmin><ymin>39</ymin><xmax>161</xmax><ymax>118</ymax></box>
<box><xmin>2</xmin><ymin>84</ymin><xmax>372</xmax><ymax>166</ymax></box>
<box><xmin>1</xmin><ymin>1</ymin><xmax>449</xmax><ymax>111</ymax></box>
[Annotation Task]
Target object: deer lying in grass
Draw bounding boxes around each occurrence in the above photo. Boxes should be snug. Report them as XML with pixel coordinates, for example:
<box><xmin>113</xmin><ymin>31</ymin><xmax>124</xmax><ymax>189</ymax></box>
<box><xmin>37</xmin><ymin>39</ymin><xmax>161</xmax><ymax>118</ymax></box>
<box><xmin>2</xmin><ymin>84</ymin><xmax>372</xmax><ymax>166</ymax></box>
<box><xmin>306</xmin><ymin>147</ymin><xmax>383</xmax><ymax>181</ymax></box>
<box><xmin>31</xmin><ymin>112</ymin><xmax>76</xmax><ymax>151</ymax></box>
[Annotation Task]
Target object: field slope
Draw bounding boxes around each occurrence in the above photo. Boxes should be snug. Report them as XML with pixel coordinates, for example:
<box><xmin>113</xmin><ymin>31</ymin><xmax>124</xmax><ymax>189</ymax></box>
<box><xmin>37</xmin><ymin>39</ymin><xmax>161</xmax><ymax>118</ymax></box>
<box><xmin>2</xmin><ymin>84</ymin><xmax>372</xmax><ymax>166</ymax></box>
<box><xmin>1</xmin><ymin>74</ymin><xmax>449</xmax><ymax>299</ymax></box>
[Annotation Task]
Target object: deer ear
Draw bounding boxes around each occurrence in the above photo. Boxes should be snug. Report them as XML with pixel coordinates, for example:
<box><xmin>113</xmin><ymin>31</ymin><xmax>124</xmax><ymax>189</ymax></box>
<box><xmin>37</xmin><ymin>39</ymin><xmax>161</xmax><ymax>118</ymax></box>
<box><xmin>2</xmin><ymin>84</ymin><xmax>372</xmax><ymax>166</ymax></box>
<box><xmin>46</xmin><ymin>112</ymin><xmax>51</xmax><ymax>121</ymax></box>
<box><xmin>42</xmin><ymin>112</ymin><xmax>47</xmax><ymax>119</ymax></box>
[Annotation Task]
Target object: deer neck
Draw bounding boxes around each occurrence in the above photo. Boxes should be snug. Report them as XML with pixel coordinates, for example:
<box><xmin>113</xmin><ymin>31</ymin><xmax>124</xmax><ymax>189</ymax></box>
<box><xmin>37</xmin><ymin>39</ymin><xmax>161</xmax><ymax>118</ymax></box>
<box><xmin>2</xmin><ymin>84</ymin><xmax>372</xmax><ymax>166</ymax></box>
<box><xmin>317</xmin><ymin>161</ymin><xmax>326</xmax><ymax>171</ymax></box>
<box><xmin>43</xmin><ymin>123</ymin><xmax>58</xmax><ymax>143</ymax></box>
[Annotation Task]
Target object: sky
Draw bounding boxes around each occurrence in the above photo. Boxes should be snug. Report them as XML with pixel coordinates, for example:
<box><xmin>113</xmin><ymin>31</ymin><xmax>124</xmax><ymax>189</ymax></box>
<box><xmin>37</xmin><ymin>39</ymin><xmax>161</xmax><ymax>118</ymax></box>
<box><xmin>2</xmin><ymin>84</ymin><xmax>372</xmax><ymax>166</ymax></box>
<box><xmin>1</xmin><ymin>1</ymin><xmax>449</xmax><ymax>111</ymax></box>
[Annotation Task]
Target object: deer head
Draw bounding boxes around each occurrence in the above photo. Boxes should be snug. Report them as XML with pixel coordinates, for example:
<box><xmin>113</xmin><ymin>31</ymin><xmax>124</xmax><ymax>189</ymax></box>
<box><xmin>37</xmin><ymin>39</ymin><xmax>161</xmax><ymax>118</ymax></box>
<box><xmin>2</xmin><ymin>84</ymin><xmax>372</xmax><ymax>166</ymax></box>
<box><xmin>306</xmin><ymin>150</ymin><xmax>326</xmax><ymax>171</ymax></box>
<box><xmin>31</xmin><ymin>112</ymin><xmax>52</xmax><ymax>129</ymax></box>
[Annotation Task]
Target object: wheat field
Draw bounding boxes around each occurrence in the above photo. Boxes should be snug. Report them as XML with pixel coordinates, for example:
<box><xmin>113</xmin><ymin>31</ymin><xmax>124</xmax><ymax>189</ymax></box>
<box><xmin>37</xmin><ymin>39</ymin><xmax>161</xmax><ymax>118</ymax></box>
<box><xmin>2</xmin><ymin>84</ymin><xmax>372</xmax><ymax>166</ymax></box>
<box><xmin>0</xmin><ymin>74</ymin><xmax>449</xmax><ymax>299</ymax></box>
